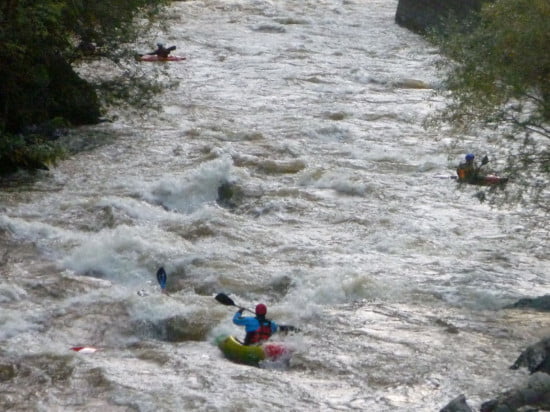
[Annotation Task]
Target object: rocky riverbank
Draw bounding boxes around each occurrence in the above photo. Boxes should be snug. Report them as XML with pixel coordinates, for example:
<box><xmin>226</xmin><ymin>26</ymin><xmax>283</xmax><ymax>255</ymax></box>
<box><xmin>441</xmin><ymin>298</ymin><xmax>550</xmax><ymax>411</ymax></box>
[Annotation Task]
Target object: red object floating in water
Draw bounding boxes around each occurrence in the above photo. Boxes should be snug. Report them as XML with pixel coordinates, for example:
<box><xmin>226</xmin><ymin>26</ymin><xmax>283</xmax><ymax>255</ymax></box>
<box><xmin>139</xmin><ymin>55</ymin><xmax>186</xmax><ymax>62</ymax></box>
<box><xmin>70</xmin><ymin>346</ymin><xmax>98</xmax><ymax>353</ymax></box>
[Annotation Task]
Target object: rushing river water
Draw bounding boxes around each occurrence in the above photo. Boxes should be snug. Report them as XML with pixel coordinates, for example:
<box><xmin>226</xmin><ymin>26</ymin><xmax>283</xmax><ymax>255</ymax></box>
<box><xmin>1</xmin><ymin>0</ymin><xmax>549</xmax><ymax>411</ymax></box>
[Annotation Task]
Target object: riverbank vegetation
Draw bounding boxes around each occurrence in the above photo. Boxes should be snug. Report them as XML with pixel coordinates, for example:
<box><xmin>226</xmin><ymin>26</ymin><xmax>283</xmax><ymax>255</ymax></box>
<box><xmin>0</xmin><ymin>0</ymin><xmax>168</xmax><ymax>175</ymax></box>
<box><xmin>429</xmin><ymin>0</ymin><xmax>549</xmax><ymax>209</ymax></box>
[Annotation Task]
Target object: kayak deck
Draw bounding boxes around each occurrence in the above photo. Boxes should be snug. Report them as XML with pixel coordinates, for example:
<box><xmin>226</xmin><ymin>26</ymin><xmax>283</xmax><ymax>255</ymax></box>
<box><xmin>216</xmin><ymin>335</ymin><xmax>291</xmax><ymax>366</ymax></box>
<box><xmin>139</xmin><ymin>55</ymin><xmax>186</xmax><ymax>62</ymax></box>
<box><xmin>455</xmin><ymin>174</ymin><xmax>509</xmax><ymax>185</ymax></box>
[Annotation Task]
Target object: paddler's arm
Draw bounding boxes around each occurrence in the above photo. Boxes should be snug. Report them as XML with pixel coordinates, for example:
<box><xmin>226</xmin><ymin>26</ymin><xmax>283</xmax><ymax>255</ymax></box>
<box><xmin>233</xmin><ymin>312</ymin><xmax>261</xmax><ymax>333</ymax></box>
<box><xmin>232</xmin><ymin>309</ymin><xmax>245</xmax><ymax>324</ymax></box>
<box><xmin>474</xmin><ymin>155</ymin><xmax>489</xmax><ymax>175</ymax></box>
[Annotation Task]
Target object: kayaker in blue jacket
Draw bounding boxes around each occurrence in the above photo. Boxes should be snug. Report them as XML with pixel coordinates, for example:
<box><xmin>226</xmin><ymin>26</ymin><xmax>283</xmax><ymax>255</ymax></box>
<box><xmin>233</xmin><ymin>303</ymin><xmax>279</xmax><ymax>345</ymax></box>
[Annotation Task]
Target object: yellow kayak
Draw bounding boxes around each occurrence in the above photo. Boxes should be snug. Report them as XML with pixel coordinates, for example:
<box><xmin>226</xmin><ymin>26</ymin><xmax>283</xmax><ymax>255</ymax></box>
<box><xmin>216</xmin><ymin>335</ymin><xmax>290</xmax><ymax>366</ymax></box>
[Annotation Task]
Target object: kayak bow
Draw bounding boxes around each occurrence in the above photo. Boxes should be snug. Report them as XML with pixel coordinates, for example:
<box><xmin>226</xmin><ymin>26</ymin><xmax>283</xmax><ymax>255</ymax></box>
<box><xmin>216</xmin><ymin>335</ymin><xmax>291</xmax><ymax>366</ymax></box>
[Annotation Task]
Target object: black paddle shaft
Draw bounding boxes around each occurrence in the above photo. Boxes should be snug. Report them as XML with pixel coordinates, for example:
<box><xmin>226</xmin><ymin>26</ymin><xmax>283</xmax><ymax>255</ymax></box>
<box><xmin>214</xmin><ymin>293</ymin><xmax>254</xmax><ymax>313</ymax></box>
<box><xmin>214</xmin><ymin>293</ymin><xmax>300</xmax><ymax>332</ymax></box>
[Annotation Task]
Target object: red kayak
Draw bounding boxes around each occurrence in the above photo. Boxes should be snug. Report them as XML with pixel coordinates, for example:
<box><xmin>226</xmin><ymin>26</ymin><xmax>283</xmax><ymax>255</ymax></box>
<box><xmin>435</xmin><ymin>175</ymin><xmax>509</xmax><ymax>185</ymax></box>
<box><xmin>459</xmin><ymin>174</ymin><xmax>509</xmax><ymax>186</ymax></box>
<box><xmin>479</xmin><ymin>175</ymin><xmax>509</xmax><ymax>185</ymax></box>
<box><xmin>70</xmin><ymin>346</ymin><xmax>98</xmax><ymax>353</ymax></box>
<box><xmin>139</xmin><ymin>55</ymin><xmax>186</xmax><ymax>62</ymax></box>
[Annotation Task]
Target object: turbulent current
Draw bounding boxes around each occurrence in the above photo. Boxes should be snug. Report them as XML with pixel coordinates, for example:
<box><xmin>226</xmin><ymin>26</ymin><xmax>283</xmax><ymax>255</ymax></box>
<box><xmin>1</xmin><ymin>0</ymin><xmax>549</xmax><ymax>411</ymax></box>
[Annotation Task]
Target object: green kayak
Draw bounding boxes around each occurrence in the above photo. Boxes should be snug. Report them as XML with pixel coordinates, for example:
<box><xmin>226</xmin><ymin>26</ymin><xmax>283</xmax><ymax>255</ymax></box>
<box><xmin>216</xmin><ymin>335</ymin><xmax>290</xmax><ymax>366</ymax></box>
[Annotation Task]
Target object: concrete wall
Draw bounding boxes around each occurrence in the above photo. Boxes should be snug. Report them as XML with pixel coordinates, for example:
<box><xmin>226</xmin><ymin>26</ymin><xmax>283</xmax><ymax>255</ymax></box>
<box><xmin>395</xmin><ymin>0</ymin><xmax>485</xmax><ymax>33</ymax></box>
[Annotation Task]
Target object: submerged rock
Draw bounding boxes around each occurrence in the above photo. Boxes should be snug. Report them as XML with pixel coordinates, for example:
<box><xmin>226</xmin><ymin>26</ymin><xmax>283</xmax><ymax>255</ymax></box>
<box><xmin>0</xmin><ymin>364</ymin><xmax>17</xmax><ymax>382</ymax></box>
<box><xmin>217</xmin><ymin>181</ymin><xmax>238</xmax><ymax>208</ymax></box>
<box><xmin>134</xmin><ymin>316</ymin><xmax>212</xmax><ymax>342</ymax></box>
<box><xmin>393</xmin><ymin>78</ymin><xmax>431</xmax><ymax>89</ymax></box>
<box><xmin>440</xmin><ymin>394</ymin><xmax>473</xmax><ymax>412</ymax></box>
<box><xmin>480</xmin><ymin>372</ymin><xmax>550</xmax><ymax>412</ymax></box>
<box><xmin>510</xmin><ymin>337</ymin><xmax>550</xmax><ymax>375</ymax></box>
<box><xmin>506</xmin><ymin>295</ymin><xmax>550</xmax><ymax>312</ymax></box>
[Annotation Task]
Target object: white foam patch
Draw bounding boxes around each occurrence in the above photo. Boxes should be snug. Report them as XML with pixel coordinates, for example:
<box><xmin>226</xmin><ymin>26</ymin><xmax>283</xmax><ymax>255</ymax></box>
<box><xmin>284</xmin><ymin>268</ymin><xmax>409</xmax><ymax>318</ymax></box>
<box><xmin>0</xmin><ymin>309</ymin><xmax>42</xmax><ymax>341</ymax></box>
<box><xmin>0</xmin><ymin>282</ymin><xmax>28</xmax><ymax>303</ymax></box>
<box><xmin>0</xmin><ymin>215</ymin><xmax>80</xmax><ymax>247</ymax></box>
<box><xmin>126</xmin><ymin>291</ymin><xmax>208</xmax><ymax>323</ymax></box>
<box><xmin>299</xmin><ymin>168</ymin><xmax>370</xmax><ymax>196</ymax></box>
<box><xmin>60</xmin><ymin>225</ymin><xmax>187</xmax><ymax>285</ymax></box>
<box><xmin>96</xmin><ymin>196</ymin><xmax>184</xmax><ymax>224</ymax></box>
<box><xmin>138</xmin><ymin>156</ymin><xmax>234</xmax><ymax>213</ymax></box>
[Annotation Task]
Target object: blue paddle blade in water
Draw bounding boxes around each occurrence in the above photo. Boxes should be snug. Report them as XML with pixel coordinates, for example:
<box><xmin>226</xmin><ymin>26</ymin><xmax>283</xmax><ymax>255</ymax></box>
<box><xmin>156</xmin><ymin>267</ymin><xmax>167</xmax><ymax>290</ymax></box>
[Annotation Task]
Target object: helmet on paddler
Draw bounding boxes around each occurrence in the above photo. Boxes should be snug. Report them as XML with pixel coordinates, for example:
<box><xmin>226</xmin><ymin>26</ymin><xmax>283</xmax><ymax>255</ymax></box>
<box><xmin>255</xmin><ymin>303</ymin><xmax>267</xmax><ymax>316</ymax></box>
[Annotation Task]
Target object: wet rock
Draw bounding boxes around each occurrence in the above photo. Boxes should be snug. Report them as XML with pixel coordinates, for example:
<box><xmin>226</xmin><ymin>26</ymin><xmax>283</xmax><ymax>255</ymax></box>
<box><xmin>85</xmin><ymin>367</ymin><xmax>112</xmax><ymax>390</ymax></box>
<box><xmin>435</xmin><ymin>318</ymin><xmax>459</xmax><ymax>334</ymax></box>
<box><xmin>22</xmin><ymin>354</ymin><xmax>75</xmax><ymax>384</ymax></box>
<box><xmin>217</xmin><ymin>181</ymin><xmax>238</xmax><ymax>208</ymax></box>
<box><xmin>440</xmin><ymin>394</ymin><xmax>473</xmax><ymax>412</ymax></box>
<box><xmin>480</xmin><ymin>372</ymin><xmax>550</xmax><ymax>412</ymax></box>
<box><xmin>506</xmin><ymin>295</ymin><xmax>550</xmax><ymax>312</ymax></box>
<box><xmin>134</xmin><ymin>348</ymin><xmax>171</xmax><ymax>366</ymax></box>
<box><xmin>510</xmin><ymin>337</ymin><xmax>550</xmax><ymax>374</ymax></box>
<box><xmin>134</xmin><ymin>316</ymin><xmax>212</xmax><ymax>342</ymax></box>
<box><xmin>0</xmin><ymin>364</ymin><xmax>17</xmax><ymax>382</ymax></box>
<box><xmin>259</xmin><ymin>159</ymin><xmax>306</xmax><ymax>174</ymax></box>
<box><xmin>395</xmin><ymin>0</ymin><xmax>485</xmax><ymax>34</ymax></box>
<box><xmin>324</xmin><ymin>111</ymin><xmax>348</xmax><ymax>121</ymax></box>
<box><xmin>163</xmin><ymin>316</ymin><xmax>212</xmax><ymax>342</ymax></box>
<box><xmin>393</xmin><ymin>79</ymin><xmax>431</xmax><ymax>89</ymax></box>
<box><xmin>252</xmin><ymin>24</ymin><xmax>286</xmax><ymax>33</ymax></box>
<box><xmin>216</xmin><ymin>180</ymin><xmax>255</xmax><ymax>210</ymax></box>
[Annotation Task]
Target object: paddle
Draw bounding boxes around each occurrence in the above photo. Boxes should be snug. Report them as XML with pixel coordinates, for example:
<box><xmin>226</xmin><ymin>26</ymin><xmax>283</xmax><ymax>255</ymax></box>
<box><xmin>214</xmin><ymin>293</ymin><xmax>301</xmax><ymax>333</ymax></box>
<box><xmin>474</xmin><ymin>155</ymin><xmax>489</xmax><ymax>177</ymax></box>
<box><xmin>215</xmin><ymin>292</ymin><xmax>254</xmax><ymax>313</ymax></box>
<box><xmin>156</xmin><ymin>267</ymin><xmax>168</xmax><ymax>294</ymax></box>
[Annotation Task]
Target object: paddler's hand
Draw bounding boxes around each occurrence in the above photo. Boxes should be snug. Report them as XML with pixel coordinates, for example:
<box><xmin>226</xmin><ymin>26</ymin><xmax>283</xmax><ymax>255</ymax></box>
<box><xmin>237</xmin><ymin>308</ymin><xmax>244</xmax><ymax>315</ymax></box>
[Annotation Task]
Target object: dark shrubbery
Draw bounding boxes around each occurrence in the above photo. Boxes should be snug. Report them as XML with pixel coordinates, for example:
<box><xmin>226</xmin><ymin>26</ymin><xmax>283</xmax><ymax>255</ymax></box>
<box><xmin>0</xmin><ymin>0</ymin><xmax>168</xmax><ymax>175</ymax></box>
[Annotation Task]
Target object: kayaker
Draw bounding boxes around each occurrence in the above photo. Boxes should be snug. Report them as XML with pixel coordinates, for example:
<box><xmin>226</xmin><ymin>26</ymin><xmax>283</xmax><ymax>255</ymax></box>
<box><xmin>147</xmin><ymin>43</ymin><xmax>177</xmax><ymax>58</ymax></box>
<box><xmin>233</xmin><ymin>303</ymin><xmax>279</xmax><ymax>345</ymax></box>
<box><xmin>456</xmin><ymin>153</ymin><xmax>477</xmax><ymax>182</ymax></box>
<box><xmin>456</xmin><ymin>153</ymin><xmax>490</xmax><ymax>183</ymax></box>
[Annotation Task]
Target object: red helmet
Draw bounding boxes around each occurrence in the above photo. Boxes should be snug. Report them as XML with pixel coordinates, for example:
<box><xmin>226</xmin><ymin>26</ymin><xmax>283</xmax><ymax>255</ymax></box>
<box><xmin>255</xmin><ymin>303</ymin><xmax>267</xmax><ymax>315</ymax></box>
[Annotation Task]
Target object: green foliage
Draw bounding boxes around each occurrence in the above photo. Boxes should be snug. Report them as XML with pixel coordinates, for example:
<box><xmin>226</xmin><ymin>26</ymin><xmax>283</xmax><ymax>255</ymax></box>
<box><xmin>428</xmin><ymin>0</ymin><xmax>550</xmax><ymax>210</ymax></box>
<box><xmin>0</xmin><ymin>131</ymin><xmax>66</xmax><ymax>175</ymax></box>
<box><xmin>432</xmin><ymin>0</ymin><xmax>550</xmax><ymax>135</ymax></box>
<box><xmin>0</xmin><ymin>0</ymin><xmax>169</xmax><ymax>175</ymax></box>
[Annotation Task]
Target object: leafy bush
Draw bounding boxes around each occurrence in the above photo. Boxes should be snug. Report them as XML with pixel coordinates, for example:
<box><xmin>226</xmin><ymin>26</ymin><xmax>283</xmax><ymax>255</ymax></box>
<box><xmin>0</xmin><ymin>0</ymin><xmax>168</xmax><ymax>175</ymax></box>
<box><xmin>428</xmin><ymin>0</ymin><xmax>550</xmax><ymax>209</ymax></box>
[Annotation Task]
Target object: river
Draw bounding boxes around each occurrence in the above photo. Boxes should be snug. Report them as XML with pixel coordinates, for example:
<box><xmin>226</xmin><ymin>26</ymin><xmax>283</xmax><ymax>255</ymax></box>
<box><xmin>1</xmin><ymin>0</ymin><xmax>549</xmax><ymax>411</ymax></box>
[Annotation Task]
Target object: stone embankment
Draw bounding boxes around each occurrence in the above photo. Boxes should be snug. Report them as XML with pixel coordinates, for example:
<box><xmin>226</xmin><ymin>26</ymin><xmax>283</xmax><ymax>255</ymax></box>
<box><xmin>395</xmin><ymin>0</ymin><xmax>485</xmax><ymax>33</ymax></box>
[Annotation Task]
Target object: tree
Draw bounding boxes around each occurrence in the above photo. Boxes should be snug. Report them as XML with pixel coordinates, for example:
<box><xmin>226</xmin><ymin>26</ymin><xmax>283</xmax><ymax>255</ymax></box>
<box><xmin>429</xmin><ymin>0</ymin><xmax>550</xmax><ymax>209</ymax></box>
<box><xmin>0</xmin><ymin>0</ymin><xmax>168</xmax><ymax>175</ymax></box>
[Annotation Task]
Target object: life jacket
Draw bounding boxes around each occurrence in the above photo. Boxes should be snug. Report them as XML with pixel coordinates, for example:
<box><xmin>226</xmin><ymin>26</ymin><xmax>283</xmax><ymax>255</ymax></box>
<box><xmin>457</xmin><ymin>163</ymin><xmax>475</xmax><ymax>181</ymax></box>
<box><xmin>245</xmin><ymin>319</ymin><xmax>272</xmax><ymax>345</ymax></box>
